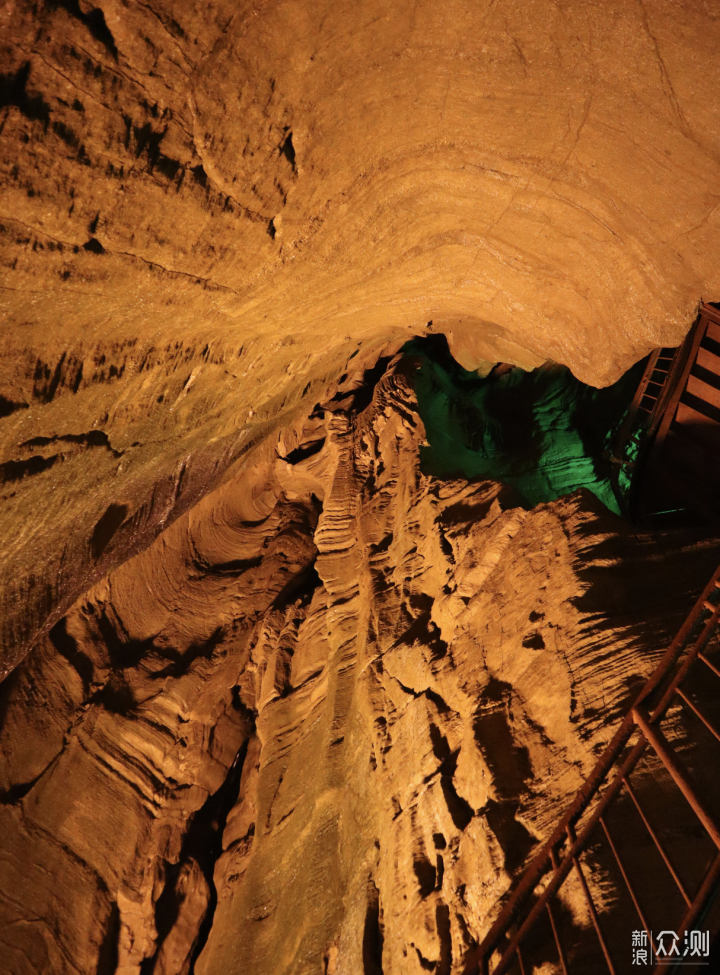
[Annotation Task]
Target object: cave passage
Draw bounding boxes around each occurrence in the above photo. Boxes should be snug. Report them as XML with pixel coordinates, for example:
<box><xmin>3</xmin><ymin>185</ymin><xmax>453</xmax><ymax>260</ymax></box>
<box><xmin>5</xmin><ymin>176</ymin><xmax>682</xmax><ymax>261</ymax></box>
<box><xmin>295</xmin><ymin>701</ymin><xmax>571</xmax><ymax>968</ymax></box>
<box><xmin>404</xmin><ymin>335</ymin><xmax>648</xmax><ymax>516</ymax></box>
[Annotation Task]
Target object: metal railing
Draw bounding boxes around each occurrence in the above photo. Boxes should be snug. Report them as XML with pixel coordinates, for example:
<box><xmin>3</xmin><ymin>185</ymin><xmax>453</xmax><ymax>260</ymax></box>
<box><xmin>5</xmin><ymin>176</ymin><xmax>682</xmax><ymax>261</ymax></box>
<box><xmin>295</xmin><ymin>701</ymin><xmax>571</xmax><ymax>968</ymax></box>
<box><xmin>610</xmin><ymin>302</ymin><xmax>720</xmax><ymax>524</ymax></box>
<box><xmin>470</xmin><ymin>562</ymin><xmax>720</xmax><ymax>975</ymax></box>
<box><xmin>609</xmin><ymin>346</ymin><xmax>683</xmax><ymax>521</ymax></box>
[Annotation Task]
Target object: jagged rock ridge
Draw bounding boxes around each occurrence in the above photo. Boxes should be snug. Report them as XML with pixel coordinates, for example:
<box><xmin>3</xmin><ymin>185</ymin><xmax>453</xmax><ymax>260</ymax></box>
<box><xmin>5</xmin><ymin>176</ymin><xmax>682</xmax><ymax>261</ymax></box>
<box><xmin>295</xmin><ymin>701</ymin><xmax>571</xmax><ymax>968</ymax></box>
<box><xmin>2</xmin><ymin>358</ymin><xmax>719</xmax><ymax>974</ymax></box>
<box><xmin>3</xmin><ymin>0</ymin><xmax>720</xmax><ymax>684</ymax></box>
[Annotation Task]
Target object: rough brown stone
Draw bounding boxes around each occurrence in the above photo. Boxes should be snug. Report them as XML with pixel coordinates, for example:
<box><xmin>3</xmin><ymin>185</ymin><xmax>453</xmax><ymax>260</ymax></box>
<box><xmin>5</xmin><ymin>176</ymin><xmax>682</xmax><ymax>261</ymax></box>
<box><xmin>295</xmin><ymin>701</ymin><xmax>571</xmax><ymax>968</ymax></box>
<box><xmin>2</xmin><ymin>363</ymin><xmax>719</xmax><ymax>974</ymax></box>
<box><xmin>2</xmin><ymin>0</ymin><xmax>720</xmax><ymax>676</ymax></box>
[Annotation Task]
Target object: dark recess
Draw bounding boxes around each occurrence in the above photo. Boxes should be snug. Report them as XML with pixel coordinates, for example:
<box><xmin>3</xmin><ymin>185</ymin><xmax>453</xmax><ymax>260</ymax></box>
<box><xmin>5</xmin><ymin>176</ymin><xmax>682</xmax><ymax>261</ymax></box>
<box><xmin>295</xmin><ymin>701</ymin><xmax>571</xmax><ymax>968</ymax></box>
<box><xmin>280</xmin><ymin>130</ymin><xmax>296</xmax><ymax>169</ymax></box>
<box><xmin>284</xmin><ymin>437</ymin><xmax>326</xmax><ymax>464</ymax></box>
<box><xmin>96</xmin><ymin>902</ymin><xmax>120</xmax><ymax>975</ymax></box>
<box><xmin>394</xmin><ymin>611</ymin><xmax>448</xmax><ymax>661</ymax></box>
<box><xmin>0</xmin><ymin>395</ymin><xmax>29</xmax><ymax>419</ymax></box>
<box><xmin>473</xmin><ymin>679</ymin><xmax>533</xmax><ymax>800</ymax></box>
<box><xmin>149</xmin><ymin>627</ymin><xmax>226</xmax><ymax>681</ymax></box>
<box><xmin>271</xmin><ymin>559</ymin><xmax>323</xmax><ymax>613</ymax></box>
<box><xmin>94</xmin><ymin>606</ymin><xmax>155</xmax><ymax>672</ymax></box>
<box><xmin>0</xmin><ymin>62</ymin><xmax>51</xmax><ymax>129</ymax></box>
<box><xmin>521</xmin><ymin>631</ymin><xmax>545</xmax><ymax>650</ymax></box>
<box><xmin>94</xmin><ymin>674</ymin><xmax>137</xmax><ymax>713</ymax></box>
<box><xmin>91</xmin><ymin>502</ymin><xmax>129</xmax><ymax>559</ymax></box>
<box><xmin>362</xmin><ymin>880</ymin><xmax>385</xmax><ymax>975</ymax></box>
<box><xmin>485</xmin><ymin>800</ymin><xmax>537</xmax><ymax>875</ymax></box>
<box><xmin>429</xmin><ymin>724</ymin><xmax>475</xmax><ymax>830</ymax></box>
<box><xmin>46</xmin><ymin>0</ymin><xmax>118</xmax><ymax>59</ymax></box>
<box><xmin>413</xmin><ymin>854</ymin><xmax>437</xmax><ymax>898</ymax></box>
<box><xmin>184</xmin><ymin>710</ymin><xmax>254</xmax><ymax>974</ymax></box>
<box><xmin>125</xmin><ymin>118</ymin><xmax>180</xmax><ymax>180</ymax></box>
<box><xmin>1</xmin><ymin>431</ymin><xmax>119</xmax><ymax>481</ymax></box>
<box><xmin>191</xmin><ymin>164</ymin><xmax>208</xmax><ymax>187</ymax></box>
<box><xmin>324</xmin><ymin>355</ymin><xmax>395</xmax><ymax>415</ymax></box>
<box><xmin>34</xmin><ymin>353</ymin><xmax>66</xmax><ymax>403</ymax></box>
<box><xmin>50</xmin><ymin>616</ymin><xmax>94</xmax><ymax>691</ymax></box>
<box><xmin>0</xmin><ymin>453</ymin><xmax>59</xmax><ymax>484</ymax></box>
<box><xmin>440</xmin><ymin>771</ymin><xmax>474</xmax><ymax>832</ymax></box>
<box><xmin>435</xmin><ymin>903</ymin><xmax>452</xmax><ymax>975</ymax></box>
<box><xmin>22</xmin><ymin>430</ymin><xmax>118</xmax><ymax>451</ymax></box>
<box><xmin>83</xmin><ymin>237</ymin><xmax>105</xmax><ymax>254</ymax></box>
<box><xmin>52</xmin><ymin>119</ymin><xmax>80</xmax><ymax>148</ymax></box>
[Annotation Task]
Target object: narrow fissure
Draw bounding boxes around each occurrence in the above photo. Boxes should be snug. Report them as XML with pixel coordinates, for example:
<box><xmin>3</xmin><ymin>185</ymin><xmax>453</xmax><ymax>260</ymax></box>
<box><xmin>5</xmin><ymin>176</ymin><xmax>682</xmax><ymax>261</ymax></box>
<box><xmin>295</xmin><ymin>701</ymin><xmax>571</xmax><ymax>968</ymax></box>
<box><xmin>362</xmin><ymin>879</ymin><xmax>384</xmax><ymax>975</ymax></box>
<box><xmin>185</xmin><ymin>722</ymin><xmax>254</xmax><ymax>975</ymax></box>
<box><xmin>136</xmin><ymin>703</ymin><xmax>256</xmax><ymax>975</ymax></box>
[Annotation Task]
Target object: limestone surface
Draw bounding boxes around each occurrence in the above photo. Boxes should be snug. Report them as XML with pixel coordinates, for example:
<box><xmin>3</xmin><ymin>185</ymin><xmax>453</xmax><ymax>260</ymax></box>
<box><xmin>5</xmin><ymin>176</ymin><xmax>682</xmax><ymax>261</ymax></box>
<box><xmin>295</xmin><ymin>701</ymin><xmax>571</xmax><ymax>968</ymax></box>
<box><xmin>2</xmin><ymin>0</ymin><xmax>720</xmax><ymax>675</ymax></box>
<box><xmin>2</xmin><ymin>362</ymin><xmax>719</xmax><ymax>974</ymax></box>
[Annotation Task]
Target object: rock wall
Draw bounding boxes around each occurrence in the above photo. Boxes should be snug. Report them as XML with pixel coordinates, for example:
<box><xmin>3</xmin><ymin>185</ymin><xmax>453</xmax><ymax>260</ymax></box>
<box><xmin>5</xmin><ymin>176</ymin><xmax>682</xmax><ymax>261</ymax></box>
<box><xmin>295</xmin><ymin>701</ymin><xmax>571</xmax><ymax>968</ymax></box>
<box><xmin>2</xmin><ymin>361</ymin><xmax>719</xmax><ymax>974</ymax></box>
<box><xmin>3</xmin><ymin>0</ymin><xmax>720</xmax><ymax>675</ymax></box>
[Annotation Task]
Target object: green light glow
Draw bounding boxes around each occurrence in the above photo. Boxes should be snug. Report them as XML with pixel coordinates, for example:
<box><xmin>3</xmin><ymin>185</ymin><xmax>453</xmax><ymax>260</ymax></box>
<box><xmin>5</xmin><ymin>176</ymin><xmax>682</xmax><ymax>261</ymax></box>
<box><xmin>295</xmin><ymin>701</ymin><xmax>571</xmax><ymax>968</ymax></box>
<box><xmin>404</xmin><ymin>338</ymin><xmax>648</xmax><ymax>516</ymax></box>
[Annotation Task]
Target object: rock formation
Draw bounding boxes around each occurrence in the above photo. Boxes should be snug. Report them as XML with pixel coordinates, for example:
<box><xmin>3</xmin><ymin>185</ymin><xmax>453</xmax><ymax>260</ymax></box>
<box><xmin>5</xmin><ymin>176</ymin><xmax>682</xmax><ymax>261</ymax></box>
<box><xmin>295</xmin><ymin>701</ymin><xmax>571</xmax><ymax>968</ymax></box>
<box><xmin>3</xmin><ymin>0</ymin><xmax>720</xmax><ymax>676</ymax></box>
<box><xmin>3</xmin><ymin>1</ymin><xmax>720</xmax><ymax>972</ymax></box>
<box><xmin>2</xmin><ymin>361</ymin><xmax>720</xmax><ymax>974</ymax></box>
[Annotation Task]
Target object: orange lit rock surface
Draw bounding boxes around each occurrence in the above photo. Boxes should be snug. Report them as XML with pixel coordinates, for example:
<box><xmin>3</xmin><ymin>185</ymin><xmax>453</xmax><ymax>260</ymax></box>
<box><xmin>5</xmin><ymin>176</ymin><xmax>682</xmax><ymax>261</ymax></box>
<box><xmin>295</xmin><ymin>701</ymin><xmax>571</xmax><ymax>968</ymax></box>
<box><xmin>3</xmin><ymin>0</ymin><xmax>720</xmax><ymax>675</ymax></box>
<box><xmin>2</xmin><ymin>363</ymin><xmax>719</xmax><ymax>974</ymax></box>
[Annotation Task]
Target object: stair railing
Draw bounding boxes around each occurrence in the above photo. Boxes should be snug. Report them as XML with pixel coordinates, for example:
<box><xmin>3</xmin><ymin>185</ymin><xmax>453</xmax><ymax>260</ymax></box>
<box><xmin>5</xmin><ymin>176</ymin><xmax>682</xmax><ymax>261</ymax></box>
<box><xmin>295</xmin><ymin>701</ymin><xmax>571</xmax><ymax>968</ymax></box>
<box><xmin>471</xmin><ymin>561</ymin><xmax>720</xmax><ymax>975</ymax></box>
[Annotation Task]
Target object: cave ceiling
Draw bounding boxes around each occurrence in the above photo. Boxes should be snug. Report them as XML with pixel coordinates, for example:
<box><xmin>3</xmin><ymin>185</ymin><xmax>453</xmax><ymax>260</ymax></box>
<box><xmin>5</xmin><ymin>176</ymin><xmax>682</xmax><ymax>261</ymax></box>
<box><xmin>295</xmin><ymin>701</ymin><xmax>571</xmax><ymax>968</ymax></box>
<box><xmin>2</xmin><ymin>0</ymin><xmax>720</xmax><ymax>671</ymax></box>
<box><xmin>2</xmin><ymin>3</ymin><xmax>720</xmax><ymax>974</ymax></box>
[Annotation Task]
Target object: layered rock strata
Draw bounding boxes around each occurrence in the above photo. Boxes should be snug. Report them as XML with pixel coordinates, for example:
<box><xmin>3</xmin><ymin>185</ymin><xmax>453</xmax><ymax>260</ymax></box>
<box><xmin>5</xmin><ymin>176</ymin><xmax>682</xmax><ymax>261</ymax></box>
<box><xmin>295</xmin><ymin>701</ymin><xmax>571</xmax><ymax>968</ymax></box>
<box><xmin>2</xmin><ymin>360</ymin><xmax>719</xmax><ymax>975</ymax></box>
<box><xmin>3</xmin><ymin>0</ymin><xmax>720</xmax><ymax>677</ymax></box>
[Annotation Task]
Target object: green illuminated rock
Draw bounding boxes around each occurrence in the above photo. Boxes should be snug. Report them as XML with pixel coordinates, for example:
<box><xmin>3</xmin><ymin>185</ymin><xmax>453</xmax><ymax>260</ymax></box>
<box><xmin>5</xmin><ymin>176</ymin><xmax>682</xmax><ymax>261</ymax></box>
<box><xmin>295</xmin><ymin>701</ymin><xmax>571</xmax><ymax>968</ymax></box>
<box><xmin>406</xmin><ymin>338</ymin><xmax>647</xmax><ymax>516</ymax></box>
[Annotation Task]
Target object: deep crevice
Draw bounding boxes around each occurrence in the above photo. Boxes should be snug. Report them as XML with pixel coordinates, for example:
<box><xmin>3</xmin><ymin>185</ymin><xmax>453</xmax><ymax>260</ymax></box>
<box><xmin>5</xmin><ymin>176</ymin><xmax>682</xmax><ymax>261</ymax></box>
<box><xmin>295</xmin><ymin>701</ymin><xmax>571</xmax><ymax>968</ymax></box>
<box><xmin>0</xmin><ymin>453</ymin><xmax>59</xmax><ymax>484</ymax></box>
<box><xmin>279</xmin><ymin>130</ymin><xmax>296</xmax><ymax>170</ymax></box>
<box><xmin>473</xmin><ymin>694</ymin><xmax>533</xmax><ymax>801</ymax></box>
<box><xmin>284</xmin><ymin>437</ymin><xmax>325</xmax><ymax>464</ymax></box>
<box><xmin>271</xmin><ymin>556</ymin><xmax>322</xmax><ymax>612</ymax></box>
<box><xmin>393</xmin><ymin>612</ymin><xmax>448</xmax><ymax>661</ymax></box>
<box><xmin>362</xmin><ymin>879</ymin><xmax>384</xmax><ymax>975</ymax></box>
<box><xmin>436</xmin><ymin>903</ymin><xmax>452</xmax><ymax>975</ymax></box>
<box><xmin>1</xmin><ymin>432</ymin><xmax>121</xmax><ymax>488</ymax></box>
<box><xmin>0</xmin><ymin>767</ymin><xmax>48</xmax><ymax>805</ymax></box>
<box><xmin>95</xmin><ymin>607</ymin><xmax>155</xmax><ymax>671</ymax></box>
<box><xmin>91</xmin><ymin>503</ymin><xmax>129</xmax><ymax>559</ymax></box>
<box><xmin>149</xmin><ymin>627</ymin><xmax>226</xmax><ymax>680</ymax></box>
<box><xmin>53</xmin><ymin>430</ymin><xmax>124</xmax><ymax>454</ymax></box>
<box><xmin>323</xmin><ymin>355</ymin><xmax>394</xmax><ymax>414</ymax></box>
<box><xmin>440</xmin><ymin>772</ymin><xmax>474</xmax><ymax>832</ymax></box>
<box><xmin>435</xmin><ymin>854</ymin><xmax>444</xmax><ymax>890</ymax></box>
<box><xmin>429</xmin><ymin>731</ymin><xmax>474</xmax><ymax>831</ymax></box>
<box><xmin>96</xmin><ymin>901</ymin><xmax>120</xmax><ymax>975</ymax></box>
<box><xmin>185</xmin><ymin>709</ymin><xmax>255</xmax><ymax>974</ymax></box>
<box><xmin>92</xmin><ymin>673</ymin><xmax>138</xmax><ymax>713</ymax></box>
<box><xmin>414</xmin><ymin>947</ymin><xmax>435</xmax><ymax>971</ymax></box>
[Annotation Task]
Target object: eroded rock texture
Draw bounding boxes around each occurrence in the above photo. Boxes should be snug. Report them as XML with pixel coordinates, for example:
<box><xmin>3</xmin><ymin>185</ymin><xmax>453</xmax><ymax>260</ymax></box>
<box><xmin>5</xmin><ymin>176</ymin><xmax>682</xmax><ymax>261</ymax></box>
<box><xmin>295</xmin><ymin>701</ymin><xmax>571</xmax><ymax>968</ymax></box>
<box><xmin>2</xmin><ymin>0</ymin><xmax>720</xmax><ymax>676</ymax></box>
<box><xmin>2</xmin><ymin>362</ymin><xmax>719</xmax><ymax>974</ymax></box>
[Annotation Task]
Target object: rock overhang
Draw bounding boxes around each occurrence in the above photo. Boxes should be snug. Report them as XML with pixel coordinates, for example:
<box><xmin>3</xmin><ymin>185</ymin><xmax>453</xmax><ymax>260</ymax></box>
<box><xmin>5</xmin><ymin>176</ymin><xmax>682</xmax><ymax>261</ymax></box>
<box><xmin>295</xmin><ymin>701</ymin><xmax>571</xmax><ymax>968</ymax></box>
<box><xmin>2</xmin><ymin>0</ymin><xmax>720</xmax><ymax>673</ymax></box>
